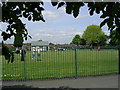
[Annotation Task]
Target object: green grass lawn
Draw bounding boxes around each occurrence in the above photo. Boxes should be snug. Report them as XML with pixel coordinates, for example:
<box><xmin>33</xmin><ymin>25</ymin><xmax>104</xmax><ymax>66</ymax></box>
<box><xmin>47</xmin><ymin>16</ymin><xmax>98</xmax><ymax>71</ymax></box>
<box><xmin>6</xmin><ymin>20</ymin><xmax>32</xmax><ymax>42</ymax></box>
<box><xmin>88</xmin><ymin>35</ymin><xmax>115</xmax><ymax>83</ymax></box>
<box><xmin>2</xmin><ymin>49</ymin><xmax>119</xmax><ymax>80</ymax></box>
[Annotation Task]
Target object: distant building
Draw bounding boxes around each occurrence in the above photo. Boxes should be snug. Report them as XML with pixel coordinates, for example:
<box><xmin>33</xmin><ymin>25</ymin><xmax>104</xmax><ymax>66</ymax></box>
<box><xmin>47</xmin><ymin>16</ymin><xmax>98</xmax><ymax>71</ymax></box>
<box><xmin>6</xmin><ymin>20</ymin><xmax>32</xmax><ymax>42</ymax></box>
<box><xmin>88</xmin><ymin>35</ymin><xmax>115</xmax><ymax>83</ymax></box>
<box><xmin>4</xmin><ymin>44</ymin><xmax>13</xmax><ymax>47</ymax></box>
<box><xmin>31</xmin><ymin>41</ymin><xmax>49</xmax><ymax>51</ymax></box>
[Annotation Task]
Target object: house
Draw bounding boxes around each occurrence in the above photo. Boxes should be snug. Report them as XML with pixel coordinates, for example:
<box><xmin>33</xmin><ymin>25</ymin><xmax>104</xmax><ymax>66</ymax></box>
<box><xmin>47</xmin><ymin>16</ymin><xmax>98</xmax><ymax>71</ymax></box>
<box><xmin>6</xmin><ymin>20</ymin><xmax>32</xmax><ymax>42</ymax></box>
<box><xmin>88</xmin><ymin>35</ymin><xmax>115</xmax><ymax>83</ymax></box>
<box><xmin>31</xmin><ymin>41</ymin><xmax>49</xmax><ymax>51</ymax></box>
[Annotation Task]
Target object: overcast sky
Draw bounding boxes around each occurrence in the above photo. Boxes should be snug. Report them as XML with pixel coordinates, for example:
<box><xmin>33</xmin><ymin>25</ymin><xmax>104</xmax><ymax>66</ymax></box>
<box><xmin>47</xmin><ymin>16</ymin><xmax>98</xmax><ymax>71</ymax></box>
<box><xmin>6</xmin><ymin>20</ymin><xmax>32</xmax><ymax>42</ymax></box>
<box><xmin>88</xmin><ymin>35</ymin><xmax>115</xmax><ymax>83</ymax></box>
<box><xmin>1</xmin><ymin>1</ymin><xmax>110</xmax><ymax>44</ymax></box>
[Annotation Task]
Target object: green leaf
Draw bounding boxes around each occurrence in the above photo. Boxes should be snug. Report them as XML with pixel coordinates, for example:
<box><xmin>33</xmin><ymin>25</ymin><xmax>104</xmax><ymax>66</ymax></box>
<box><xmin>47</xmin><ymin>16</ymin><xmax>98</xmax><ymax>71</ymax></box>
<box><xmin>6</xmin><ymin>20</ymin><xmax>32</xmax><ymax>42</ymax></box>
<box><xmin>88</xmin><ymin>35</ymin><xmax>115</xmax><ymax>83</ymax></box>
<box><xmin>14</xmin><ymin>34</ymin><xmax>23</xmax><ymax>47</ymax></box>
<box><xmin>107</xmin><ymin>18</ymin><xmax>114</xmax><ymax>29</ymax></box>
<box><xmin>73</xmin><ymin>2</ymin><xmax>84</xmax><ymax>18</ymax></box>
<box><xmin>8</xmin><ymin>19</ymin><xmax>13</xmax><ymax>24</ymax></box>
<box><xmin>28</xmin><ymin>15</ymin><xmax>31</xmax><ymax>21</ymax></box>
<box><xmin>100</xmin><ymin>18</ymin><xmax>109</xmax><ymax>28</ymax></box>
<box><xmin>40</xmin><ymin>0</ymin><xmax>44</xmax><ymax>5</ymax></box>
<box><xmin>37</xmin><ymin>7</ymin><xmax>44</xmax><ymax>12</ymax></box>
<box><xmin>96</xmin><ymin>8</ymin><xmax>100</xmax><ymax>14</ymax></box>
<box><xmin>73</xmin><ymin>6</ymin><xmax>79</xmax><ymax>18</ymax></box>
<box><xmin>100</xmin><ymin>12</ymin><xmax>108</xmax><ymax>18</ymax></box>
<box><xmin>1</xmin><ymin>32</ymin><xmax>9</xmax><ymax>41</ymax></box>
<box><xmin>28</xmin><ymin>35</ymin><xmax>32</xmax><ymax>39</ymax></box>
<box><xmin>66</xmin><ymin>2</ymin><xmax>73</xmax><ymax>14</ymax></box>
<box><xmin>2</xmin><ymin>41</ymin><xmax>11</xmax><ymax>63</ymax></box>
<box><xmin>89</xmin><ymin>8</ymin><xmax>95</xmax><ymax>16</ymax></box>
<box><xmin>87</xmin><ymin>2</ymin><xmax>94</xmax><ymax>7</ymax></box>
<box><xmin>110</xmin><ymin>25</ymin><xmax>115</xmax><ymax>31</ymax></box>
<box><xmin>25</xmin><ymin>36</ymin><xmax>27</xmax><ymax>40</ymax></box>
<box><xmin>51</xmin><ymin>0</ymin><xmax>58</xmax><ymax>6</ymax></box>
<box><xmin>23</xmin><ymin>12</ymin><xmax>28</xmax><ymax>18</ymax></box>
<box><xmin>115</xmin><ymin>16</ymin><xmax>120</xmax><ymax>27</ymax></box>
<box><xmin>57</xmin><ymin>2</ymin><xmax>65</xmax><ymax>9</ymax></box>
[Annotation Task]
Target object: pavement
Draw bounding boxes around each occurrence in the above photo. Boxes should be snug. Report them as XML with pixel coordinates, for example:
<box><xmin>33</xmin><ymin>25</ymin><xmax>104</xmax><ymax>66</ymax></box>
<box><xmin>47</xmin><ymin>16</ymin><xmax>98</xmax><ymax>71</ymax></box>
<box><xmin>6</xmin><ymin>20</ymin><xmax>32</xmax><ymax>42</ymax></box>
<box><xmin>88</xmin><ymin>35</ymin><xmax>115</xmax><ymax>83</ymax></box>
<box><xmin>1</xmin><ymin>74</ymin><xmax>119</xmax><ymax>89</ymax></box>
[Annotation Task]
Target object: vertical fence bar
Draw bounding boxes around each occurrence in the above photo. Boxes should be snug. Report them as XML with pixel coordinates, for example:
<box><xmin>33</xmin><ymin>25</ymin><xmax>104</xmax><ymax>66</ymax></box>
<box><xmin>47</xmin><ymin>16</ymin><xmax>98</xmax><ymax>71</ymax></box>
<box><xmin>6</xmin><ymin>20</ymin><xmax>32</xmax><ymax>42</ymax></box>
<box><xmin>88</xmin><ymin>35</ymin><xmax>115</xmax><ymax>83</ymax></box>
<box><xmin>74</xmin><ymin>48</ymin><xmax>78</xmax><ymax>78</ymax></box>
<box><xmin>118</xmin><ymin>46</ymin><xmax>120</xmax><ymax>75</ymax></box>
<box><xmin>24</xmin><ymin>58</ymin><xmax>26</xmax><ymax>80</ymax></box>
<box><xmin>21</xmin><ymin>49</ymin><xmax>26</xmax><ymax>80</ymax></box>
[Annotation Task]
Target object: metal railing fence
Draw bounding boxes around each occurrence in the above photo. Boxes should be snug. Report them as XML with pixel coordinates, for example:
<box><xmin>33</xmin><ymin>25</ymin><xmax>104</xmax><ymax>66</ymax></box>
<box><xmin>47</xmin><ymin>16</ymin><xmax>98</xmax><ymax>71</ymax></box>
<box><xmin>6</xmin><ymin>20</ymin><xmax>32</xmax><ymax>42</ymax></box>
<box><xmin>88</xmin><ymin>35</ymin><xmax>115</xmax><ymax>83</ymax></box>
<box><xmin>2</xmin><ymin>46</ymin><xmax>119</xmax><ymax>80</ymax></box>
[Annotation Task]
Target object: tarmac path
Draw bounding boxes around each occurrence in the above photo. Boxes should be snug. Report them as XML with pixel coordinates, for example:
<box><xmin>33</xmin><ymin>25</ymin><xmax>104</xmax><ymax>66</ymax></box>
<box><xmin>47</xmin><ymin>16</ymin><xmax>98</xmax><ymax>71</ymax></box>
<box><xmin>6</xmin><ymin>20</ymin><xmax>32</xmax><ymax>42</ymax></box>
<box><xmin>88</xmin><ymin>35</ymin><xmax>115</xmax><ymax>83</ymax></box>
<box><xmin>2</xmin><ymin>74</ymin><xmax>119</xmax><ymax>89</ymax></box>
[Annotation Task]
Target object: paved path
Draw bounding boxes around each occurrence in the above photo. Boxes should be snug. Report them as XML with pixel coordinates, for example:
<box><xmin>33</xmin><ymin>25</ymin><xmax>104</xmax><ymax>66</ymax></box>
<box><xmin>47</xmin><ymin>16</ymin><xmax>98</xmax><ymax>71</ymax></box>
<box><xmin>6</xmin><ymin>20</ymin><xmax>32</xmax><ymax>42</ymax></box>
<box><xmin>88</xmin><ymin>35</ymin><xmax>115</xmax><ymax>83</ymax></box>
<box><xmin>2</xmin><ymin>74</ymin><xmax>119</xmax><ymax>88</ymax></box>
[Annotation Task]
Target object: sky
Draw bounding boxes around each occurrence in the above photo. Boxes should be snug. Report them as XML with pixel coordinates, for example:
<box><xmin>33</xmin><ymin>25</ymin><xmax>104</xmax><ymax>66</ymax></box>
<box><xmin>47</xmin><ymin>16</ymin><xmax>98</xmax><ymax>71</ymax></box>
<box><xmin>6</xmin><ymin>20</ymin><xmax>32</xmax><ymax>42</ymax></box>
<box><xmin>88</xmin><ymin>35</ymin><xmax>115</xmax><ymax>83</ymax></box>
<box><xmin>0</xmin><ymin>1</ymin><xmax>110</xmax><ymax>44</ymax></box>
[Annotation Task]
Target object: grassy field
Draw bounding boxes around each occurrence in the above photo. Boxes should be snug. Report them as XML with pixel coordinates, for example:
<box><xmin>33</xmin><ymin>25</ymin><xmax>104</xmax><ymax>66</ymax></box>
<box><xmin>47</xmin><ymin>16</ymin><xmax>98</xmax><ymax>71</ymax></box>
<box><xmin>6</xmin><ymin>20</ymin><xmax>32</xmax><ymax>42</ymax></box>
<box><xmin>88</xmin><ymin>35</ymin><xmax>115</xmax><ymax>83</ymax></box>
<box><xmin>2</xmin><ymin>49</ymin><xmax>119</xmax><ymax>80</ymax></box>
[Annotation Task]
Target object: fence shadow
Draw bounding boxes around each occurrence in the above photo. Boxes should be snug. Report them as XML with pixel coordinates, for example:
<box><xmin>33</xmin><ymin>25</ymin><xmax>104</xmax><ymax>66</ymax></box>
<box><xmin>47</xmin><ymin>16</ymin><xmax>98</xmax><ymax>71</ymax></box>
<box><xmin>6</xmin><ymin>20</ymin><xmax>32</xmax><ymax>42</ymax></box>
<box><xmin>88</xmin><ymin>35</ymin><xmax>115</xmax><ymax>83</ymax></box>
<box><xmin>2</xmin><ymin>85</ymin><xmax>119</xmax><ymax>90</ymax></box>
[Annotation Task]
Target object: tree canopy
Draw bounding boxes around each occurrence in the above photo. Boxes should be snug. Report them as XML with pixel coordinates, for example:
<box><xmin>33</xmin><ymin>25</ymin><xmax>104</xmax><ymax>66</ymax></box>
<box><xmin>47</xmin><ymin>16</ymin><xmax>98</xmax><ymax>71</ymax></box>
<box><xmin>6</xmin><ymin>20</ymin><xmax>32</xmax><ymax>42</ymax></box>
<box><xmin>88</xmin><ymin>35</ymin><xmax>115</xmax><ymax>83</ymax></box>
<box><xmin>82</xmin><ymin>25</ymin><xmax>107</xmax><ymax>46</ymax></box>
<box><xmin>1</xmin><ymin>2</ymin><xmax>45</xmax><ymax>47</ymax></box>
<box><xmin>72</xmin><ymin>34</ymin><xmax>81</xmax><ymax>46</ymax></box>
<box><xmin>1</xmin><ymin>1</ymin><xmax>120</xmax><ymax>47</ymax></box>
<box><xmin>1</xmin><ymin>1</ymin><xmax>120</xmax><ymax>62</ymax></box>
<box><xmin>109</xmin><ymin>29</ymin><xmax>120</xmax><ymax>45</ymax></box>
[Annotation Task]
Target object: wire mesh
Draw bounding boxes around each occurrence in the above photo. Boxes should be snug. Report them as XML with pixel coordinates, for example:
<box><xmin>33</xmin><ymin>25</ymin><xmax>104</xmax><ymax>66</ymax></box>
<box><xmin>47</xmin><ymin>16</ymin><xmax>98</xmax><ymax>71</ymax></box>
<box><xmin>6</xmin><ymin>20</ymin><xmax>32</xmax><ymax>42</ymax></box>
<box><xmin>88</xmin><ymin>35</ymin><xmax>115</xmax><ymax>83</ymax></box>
<box><xmin>2</xmin><ymin>45</ymin><xmax>119</xmax><ymax>81</ymax></box>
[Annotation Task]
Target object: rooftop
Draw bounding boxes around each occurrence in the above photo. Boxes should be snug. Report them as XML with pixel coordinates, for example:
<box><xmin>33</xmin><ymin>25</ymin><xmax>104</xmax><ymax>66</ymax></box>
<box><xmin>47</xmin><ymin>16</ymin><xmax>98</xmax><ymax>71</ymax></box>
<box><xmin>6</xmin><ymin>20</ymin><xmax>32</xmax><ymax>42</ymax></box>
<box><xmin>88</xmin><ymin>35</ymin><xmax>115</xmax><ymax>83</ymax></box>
<box><xmin>31</xmin><ymin>41</ymin><xmax>49</xmax><ymax>46</ymax></box>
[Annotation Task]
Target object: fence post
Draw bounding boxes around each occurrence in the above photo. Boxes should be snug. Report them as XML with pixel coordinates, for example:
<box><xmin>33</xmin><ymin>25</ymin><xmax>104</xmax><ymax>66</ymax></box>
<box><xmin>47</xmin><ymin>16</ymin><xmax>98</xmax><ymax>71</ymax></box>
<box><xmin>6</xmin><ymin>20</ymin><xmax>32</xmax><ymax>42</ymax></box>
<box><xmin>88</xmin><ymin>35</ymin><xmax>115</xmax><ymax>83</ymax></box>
<box><xmin>23</xmin><ymin>57</ymin><xmax>26</xmax><ymax>80</ymax></box>
<box><xmin>118</xmin><ymin>47</ymin><xmax>120</xmax><ymax>75</ymax></box>
<box><xmin>74</xmin><ymin>48</ymin><xmax>78</xmax><ymax>78</ymax></box>
<box><xmin>21</xmin><ymin>49</ymin><xmax>27</xmax><ymax>80</ymax></box>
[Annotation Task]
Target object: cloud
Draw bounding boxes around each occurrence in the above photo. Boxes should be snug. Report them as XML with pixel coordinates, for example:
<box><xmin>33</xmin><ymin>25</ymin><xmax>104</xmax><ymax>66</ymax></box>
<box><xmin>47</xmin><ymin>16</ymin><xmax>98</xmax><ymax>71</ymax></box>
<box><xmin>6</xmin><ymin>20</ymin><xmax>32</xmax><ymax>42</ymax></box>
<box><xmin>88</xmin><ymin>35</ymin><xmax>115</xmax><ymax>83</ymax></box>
<box><xmin>30</xmin><ymin>29</ymin><xmax>83</xmax><ymax>44</ymax></box>
<box><xmin>43</xmin><ymin>10</ymin><xmax>59</xmax><ymax>19</ymax></box>
<box><xmin>76</xmin><ymin>15</ymin><xmax>89</xmax><ymax>19</ymax></box>
<box><xmin>103</xmin><ymin>30</ymin><xmax>110</xmax><ymax>36</ymax></box>
<box><xmin>58</xmin><ymin>7</ymin><xmax>66</xmax><ymax>13</ymax></box>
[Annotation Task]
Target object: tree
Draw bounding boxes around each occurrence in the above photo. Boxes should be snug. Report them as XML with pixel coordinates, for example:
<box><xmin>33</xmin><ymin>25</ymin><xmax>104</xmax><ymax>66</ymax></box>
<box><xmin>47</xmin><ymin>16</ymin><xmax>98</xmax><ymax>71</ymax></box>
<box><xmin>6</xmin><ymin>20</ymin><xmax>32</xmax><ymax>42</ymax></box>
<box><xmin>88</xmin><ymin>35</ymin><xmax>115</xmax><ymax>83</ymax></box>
<box><xmin>80</xmin><ymin>38</ymin><xmax>86</xmax><ymax>45</ymax></box>
<box><xmin>82</xmin><ymin>25</ymin><xmax>107</xmax><ymax>46</ymax></box>
<box><xmin>1</xmin><ymin>2</ymin><xmax>45</xmax><ymax>47</ymax></box>
<box><xmin>1</xmin><ymin>1</ymin><xmax>120</xmax><ymax>62</ymax></box>
<box><xmin>98</xmin><ymin>34</ymin><xmax>108</xmax><ymax>46</ymax></box>
<box><xmin>38</xmin><ymin>40</ymin><xmax>42</xmax><ymax>42</ymax></box>
<box><xmin>49</xmin><ymin>42</ymin><xmax>54</xmax><ymax>45</ymax></box>
<box><xmin>1</xmin><ymin>1</ymin><xmax>120</xmax><ymax>47</ymax></box>
<box><xmin>72</xmin><ymin>34</ymin><xmax>81</xmax><ymax>46</ymax></box>
<box><xmin>109</xmin><ymin>29</ymin><xmax>120</xmax><ymax>45</ymax></box>
<box><xmin>51</xmin><ymin>1</ymin><xmax>120</xmax><ymax>30</ymax></box>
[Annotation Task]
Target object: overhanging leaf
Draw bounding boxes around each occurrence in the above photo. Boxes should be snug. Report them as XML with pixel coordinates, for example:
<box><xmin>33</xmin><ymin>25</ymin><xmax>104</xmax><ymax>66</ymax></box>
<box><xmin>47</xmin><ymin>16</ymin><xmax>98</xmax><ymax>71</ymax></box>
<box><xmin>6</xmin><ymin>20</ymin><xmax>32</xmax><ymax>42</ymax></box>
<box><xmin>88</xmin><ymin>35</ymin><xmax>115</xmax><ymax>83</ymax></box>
<box><xmin>115</xmin><ymin>16</ymin><xmax>120</xmax><ymax>27</ymax></box>
<box><xmin>66</xmin><ymin>2</ymin><xmax>73</xmax><ymax>14</ymax></box>
<box><xmin>73</xmin><ymin>2</ymin><xmax>84</xmax><ymax>18</ymax></box>
<box><xmin>57</xmin><ymin>2</ymin><xmax>65</xmax><ymax>9</ymax></box>
<box><xmin>28</xmin><ymin>35</ymin><xmax>32</xmax><ymax>39</ymax></box>
<box><xmin>100</xmin><ymin>12</ymin><xmax>108</xmax><ymax>18</ymax></box>
<box><xmin>51</xmin><ymin>0</ymin><xmax>58</xmax><ymax>6</ymax></box>
<box><xmin>89</xmin><ymin>8</ymin><xmax>95</xmax><ymax>16</ymax></box>
<box><xmin>100</xmin><ymin>18</ymin><xmax>109</xmax><ymax>28</ymax></box>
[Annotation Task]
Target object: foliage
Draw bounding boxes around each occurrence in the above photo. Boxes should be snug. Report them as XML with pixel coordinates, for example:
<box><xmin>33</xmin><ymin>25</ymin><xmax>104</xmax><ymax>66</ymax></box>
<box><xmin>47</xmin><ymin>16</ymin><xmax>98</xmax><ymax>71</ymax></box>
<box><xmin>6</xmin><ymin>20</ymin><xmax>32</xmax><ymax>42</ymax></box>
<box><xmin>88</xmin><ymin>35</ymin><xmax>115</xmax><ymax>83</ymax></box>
<box><xmin>72</xmin><ymin>35</ymin><xmax>86</xmax><ymax>45</ymax></box>
<box><xmin>109</xmin><ymin>29</ymin><xmax>120</xmax><ymax>45</ymax></box>
<box><xmin>1</xmin><ymin>2</ymin><xmax>44</xmax><ymax>47</ymax></box>
<box><xmin>38</xmin><ymin>40</ymin><xmax>42</xmax><ymax>42</ymax></box>
<box><xmin>98</xmin><ymin>34</ymin><xmax>108</xmax><ymax>46</ymax></box>
<box><xmin>2</xmin><ymin>41</ymin><xmax>14</xmax><ymax>63</ymax></box>
<box><xmin>1</xmin><ymin>1</ymin><xmax>120</xmax><ymax>47</ymax></box>
<box><xmin>80</xmin><ymin>38</ymin><xmax>86</xmax><ymax>45</ymax></box>
<box><xmin>1</xmin><ymin>1</ymin><xmax>120</xmax><ymax>62</ymax></box>
<box><xmin>52</xmin><ymin>1</ymin><xmax>120</xmax><ymax>31</ymax></box>
<box><xmin>82</xmin><ymin>25</ymin><xmax>107</xmax><ymax>46</ymax></box>
<box><xmin>72</xmin><ymin>35</ymin><xmax>81</xmax><ymax>45</ymax></box>
<box><xmin>49</xmin><ymin>42</ymin><xmax>54</xmax><ymax>45</ymax></box>
<box><xmin>23</xmin><ymin>43</ymin><xmax>31</xmax><ymax>46</ymax></box>
<box><xmin>1</xmin><ymin>2</ymin><xmax>45</xmax><ymax>62</ymax></box>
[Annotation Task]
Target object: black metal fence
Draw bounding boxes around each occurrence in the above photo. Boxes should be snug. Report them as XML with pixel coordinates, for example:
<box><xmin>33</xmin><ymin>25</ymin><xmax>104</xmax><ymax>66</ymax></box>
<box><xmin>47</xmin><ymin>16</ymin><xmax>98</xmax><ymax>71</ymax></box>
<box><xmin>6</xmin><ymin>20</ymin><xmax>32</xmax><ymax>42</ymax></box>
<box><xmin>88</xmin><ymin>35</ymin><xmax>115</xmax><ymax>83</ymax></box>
<box><xmin>2</xmin><ymin>46</ymin><xmax>119</xmax><ymax>81</ymax></box>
